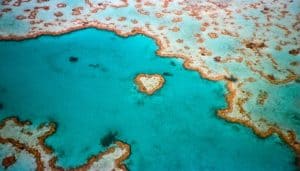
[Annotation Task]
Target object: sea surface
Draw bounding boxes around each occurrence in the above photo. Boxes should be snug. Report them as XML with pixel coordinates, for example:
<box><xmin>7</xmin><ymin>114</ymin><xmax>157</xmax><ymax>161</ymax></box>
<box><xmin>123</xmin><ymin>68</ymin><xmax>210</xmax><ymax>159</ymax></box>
<box><xmin>0</xmin><ymin>28</ymin><xmax>297</xmax><ymax>171</ymax></box>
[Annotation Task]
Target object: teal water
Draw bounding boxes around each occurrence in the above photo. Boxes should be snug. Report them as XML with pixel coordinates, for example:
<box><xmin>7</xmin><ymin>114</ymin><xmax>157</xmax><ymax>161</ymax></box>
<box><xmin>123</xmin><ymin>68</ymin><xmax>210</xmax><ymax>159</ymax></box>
<box><xmin>0</xmin><ymin>28</ymin><xmax>297</xmax><ymax>171</ymax></box>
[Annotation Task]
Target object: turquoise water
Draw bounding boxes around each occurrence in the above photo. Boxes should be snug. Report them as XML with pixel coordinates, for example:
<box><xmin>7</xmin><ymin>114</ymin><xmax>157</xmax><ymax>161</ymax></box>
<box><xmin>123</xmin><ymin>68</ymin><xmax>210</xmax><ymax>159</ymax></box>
<box><xmin>0</xmin><ymin>28</ymin><xmax>297</xmax><ymax>171</ymax></box>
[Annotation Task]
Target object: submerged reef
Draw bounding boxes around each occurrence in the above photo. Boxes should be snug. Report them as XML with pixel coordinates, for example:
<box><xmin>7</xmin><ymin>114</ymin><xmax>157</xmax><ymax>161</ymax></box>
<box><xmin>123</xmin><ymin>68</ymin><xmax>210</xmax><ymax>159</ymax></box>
<box><xmin>0</xmin><ymin>117</ymin><xmax>130</xmax><ymax>171</ymax></box>
<box><xmin>69</xmin><ymin>56</ymin><xmax>79</xmax><ymax>63</ymax></box>
<box><xmin>135</xmin><ymin>74</ymin><xmax>165</xmax><ymax>95</ymax></box>
<box><xmin>0</xmin><ymin>0</ymin><xmax>299</xmax><ymax>166</ymax></box>
<box><xmin>101</xmin><ymin>131</ymin><xmax>119</xmax><ymax>147</ymax></box>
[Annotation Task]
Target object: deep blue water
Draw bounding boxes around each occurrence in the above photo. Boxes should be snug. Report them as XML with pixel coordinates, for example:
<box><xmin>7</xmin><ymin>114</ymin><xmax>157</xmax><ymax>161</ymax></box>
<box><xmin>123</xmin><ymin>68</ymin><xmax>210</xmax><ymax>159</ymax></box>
<box><xmin>0</xmin><ymin>28</ymin><xmax>297</xmax><ymax>171</ymax></box>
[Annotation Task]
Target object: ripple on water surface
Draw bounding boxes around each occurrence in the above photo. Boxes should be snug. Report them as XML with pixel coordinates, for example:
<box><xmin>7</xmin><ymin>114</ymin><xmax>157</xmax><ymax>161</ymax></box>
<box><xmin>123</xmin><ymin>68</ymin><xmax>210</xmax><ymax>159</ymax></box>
<box><xmin>0</xmin><ymin>28</ymin><xmax>297</xmax><ymax>171</ymax></box>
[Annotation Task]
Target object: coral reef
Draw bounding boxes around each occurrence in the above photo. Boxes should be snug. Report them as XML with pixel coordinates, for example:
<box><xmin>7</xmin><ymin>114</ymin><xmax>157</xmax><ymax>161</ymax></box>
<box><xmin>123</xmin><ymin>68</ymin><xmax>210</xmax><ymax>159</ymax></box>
<box><xmin>0</xmin><ymin>117</ymin><xmax>130</xmax><ymax>171</ymax></box>
<box><xmin>0</xmin><ymin>0</ymin><xmax>299</xmax><ymax>156</ymax></box>
<box><xmin>135</xmin><ymin>74</ymin><xmax>165</xmax><ymax>95</ymax></box>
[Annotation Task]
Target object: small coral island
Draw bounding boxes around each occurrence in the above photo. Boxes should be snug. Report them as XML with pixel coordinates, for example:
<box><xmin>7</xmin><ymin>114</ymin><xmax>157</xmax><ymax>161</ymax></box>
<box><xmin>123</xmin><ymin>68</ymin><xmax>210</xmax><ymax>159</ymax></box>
<box><xmin>135</xmin><ymin>74</ymin><xmax>165</xmax><ymax>95</ymax></box>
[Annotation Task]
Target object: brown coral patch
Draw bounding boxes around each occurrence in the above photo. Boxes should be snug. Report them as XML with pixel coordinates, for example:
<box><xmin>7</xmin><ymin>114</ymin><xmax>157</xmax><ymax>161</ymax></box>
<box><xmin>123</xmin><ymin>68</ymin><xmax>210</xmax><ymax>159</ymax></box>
<box><xmin>2</xmin><ymin>155</ymin><xmax>16</xmax><ymax>169</ymax></box>
<box><xmin>256</xmin><ymin>90</ymin><xmax>268</xmax><ymax>105</ymax></box>
<box><xmin>199</xmin><ymin>47</ymin><xmax>212</xmax><ymax>56</ymax></box>
<box><xmin>245</xmin><ymin>41</ymin><xmax>266</xmax><ymax>50</ymax></box>
<box><xmin>221</xmin><ymin>29</ymin><xmax>239</xmax><ymax>37</ymax></box>
<box><xmin>170</xmin><ymin>27</ymin><xmax>180</xmax><ymax>32</ymax></box>
<box><xmin>176</xmin><ymin>39</ymin><xmax>183</xmax><ymax>43</ymax></box>
<box><xmin>54</xmin><ymin>12</ymin><xmax>63</xmax><ymax>17</ymax></box>
<box><xmin>72</xmin><ymin>7</ymin><xmax>83</xmax><ymax>15</ymax></box>
<box><xmin>208</xmin><ymin>32</ymin><xmax>218</xmax><ymax>38</ymax></box>
<box><xmin>214</xmin><ymin>56</ymin><xmax>221</xmax><ymax>62</ymax></box>
<box><xmin>289</xmin><ymin>49</ymin><xmax>300</xmax><ymax>56</ymax></box>
<box><xmin>118</xmin><ymin>16</ymin><xmax>126</xmax><ymax>21</ymax></box>
<box><xmin>16</xmin><ymin>15</ymin><xmax>26</xmax><ymax>20</ymax></box>
<box><xmin>290</xmin><ymin>61</ymin><xmax>299</xmax><ymax>66</ymax></box>
<box><xmin>2</xmin><ymin>8</ymin><xmax>12</xmax><ymax>12</ymax></box>
<box><xmin>172</xmin><ymin>17</ymin><xmax>182</xmax><ymax>23</ymax></box>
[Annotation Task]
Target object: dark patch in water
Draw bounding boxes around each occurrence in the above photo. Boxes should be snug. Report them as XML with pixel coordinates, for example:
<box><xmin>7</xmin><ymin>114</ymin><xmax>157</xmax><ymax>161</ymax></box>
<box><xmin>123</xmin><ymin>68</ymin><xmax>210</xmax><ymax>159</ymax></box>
<box><xmin>275</xmin><ymin>140</ymin><xmax>285</xmax><ymax>147</ymax></box>
<box><xmin>136</xmin><ymin>99</ymin><xmax>144</xmax><ymax>106</ymax></box>
<box><xmin>163</xmin><ymin>72</ymin><xmax>173</xmax><ymax>77</ymax></box>
<box><xmin>88</xmin><ymin>64</ymin><xmax>100</xmax><ymax>68</ymax></box>
<box><xmin>170</xmin><ymin>61</ymin><xmax>176</xmax><ymax>66</ymax></box>
<box><xmin>110</xmin><ymin>36</ymin><xmax>116</xmax><ymax>40</ymax></box>
<box><xmin>88</xmin><ymin>64</ymin><xmax>108</xmax><ymax>72</ymax></box>
<box><xmin>0</xmin><ymin>103</ymin><xmax>3</xmax><ymax>110</ymax></box>
<box><xmin>81</xmin><ymin>146</ymin><xmax>91</xmax><ymax>153</ymax></box>
<box><xmin>69</xmin><ymin>56</ymin><xmax>79</xmax><ymax>63</ymax></box>
<box><xmin>0</xmin><ymin>87</ymin><xmax>7</xmax><ymax>93</ymax></box>
<box><xmin>291</xmin><ymin>114</ymin><xmax>300</xmax><ymax>124</ymax></box>
<box><xmin>101</xmin><ymin>131</ymin><xmax>118</xmax><ymax>147</ymax></box>
<box><xmin>58</xmin><ymin>150</ymin><xmax>65</xmax><ymax>157</ymax></box>
<box><xmin>46</xmin><ymin>116</ymin><xmax>58</xmax><ymax>125</ymax></box>
<box><xmin>225</xmin><ymin>75</ymin><xmax>238</xmax><ymax>82</ymax></box>
<box><xmin>231</xmin><ymin>125</ymin><xmax>240</xmax><ymax>132</ymax></box>
<box><xmin>295</xmin><ymin>155</ymin><xmax>300</xmax><ymax>168</ymax></box>
<box><xmin>100</xmin><ymin>67</ymin><xmax>108</xmax><ymax>72</ymax></box>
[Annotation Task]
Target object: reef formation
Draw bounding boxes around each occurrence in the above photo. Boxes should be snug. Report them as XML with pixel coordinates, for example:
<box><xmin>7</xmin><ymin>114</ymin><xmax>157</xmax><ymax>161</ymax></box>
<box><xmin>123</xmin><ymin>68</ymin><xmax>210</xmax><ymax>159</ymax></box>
<box><xmin>135</xmin><ymin>74</ymin><xmax>165</xmax><ymax>95</ymax></box>
<box><xmin>0</xmin><ymin>117</ymin><xmax>130</xmax><ymax>170</ymax></box>
<box><xmin>0</xmin><ymin>0</ymin><xmax>299</xmax><ymax>167</ymax></box>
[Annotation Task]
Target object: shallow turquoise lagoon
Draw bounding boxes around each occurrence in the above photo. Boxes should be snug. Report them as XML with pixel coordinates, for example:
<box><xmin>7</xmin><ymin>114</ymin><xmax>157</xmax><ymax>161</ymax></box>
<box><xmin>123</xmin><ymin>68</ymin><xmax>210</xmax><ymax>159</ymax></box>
<box><xmin>0</xmin><ymin>28</ymin><xmax>297</xmax><ymax>171</ymax></box>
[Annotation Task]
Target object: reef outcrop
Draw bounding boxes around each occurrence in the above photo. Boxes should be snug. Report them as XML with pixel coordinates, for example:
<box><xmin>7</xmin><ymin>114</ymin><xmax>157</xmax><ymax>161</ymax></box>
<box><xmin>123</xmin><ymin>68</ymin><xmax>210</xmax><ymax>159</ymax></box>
<box><xmin>135</xmin><ymin>74</ymin><xmax>165</xmax><ymax>95</ymax></box>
